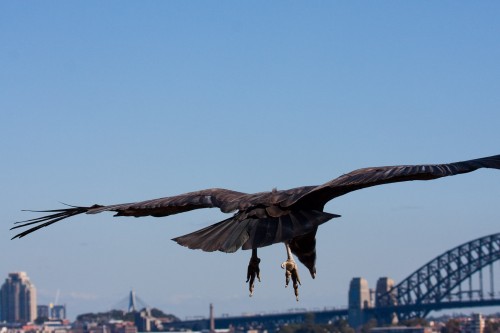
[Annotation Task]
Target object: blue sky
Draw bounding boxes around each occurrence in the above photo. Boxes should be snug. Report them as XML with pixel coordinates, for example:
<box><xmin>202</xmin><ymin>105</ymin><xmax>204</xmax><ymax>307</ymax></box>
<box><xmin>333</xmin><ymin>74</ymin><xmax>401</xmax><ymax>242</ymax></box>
<box><xmin>1</xmin><ymin>1</ymin><xmax>499</xmax><ymax>320</ymax></box>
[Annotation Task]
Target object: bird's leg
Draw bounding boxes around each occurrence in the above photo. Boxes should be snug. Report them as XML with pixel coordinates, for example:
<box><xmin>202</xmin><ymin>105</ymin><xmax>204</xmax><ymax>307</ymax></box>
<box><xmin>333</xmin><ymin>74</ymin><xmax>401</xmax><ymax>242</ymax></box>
<box><xmin>246</xmin><ymin>248</ymin><xmax>261</xmax><ymax>297</ymax></box>
<box><xmin>281</xmin><ymin>241</ymin><xmax>301</xmax><ymax>301</ymax></box>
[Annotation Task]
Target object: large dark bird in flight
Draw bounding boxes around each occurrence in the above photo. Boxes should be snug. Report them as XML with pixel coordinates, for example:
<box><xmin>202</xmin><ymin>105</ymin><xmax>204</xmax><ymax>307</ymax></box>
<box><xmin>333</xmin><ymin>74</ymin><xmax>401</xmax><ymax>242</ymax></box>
<box><xmin>12</xmin><ymin>154</ymin><xmax>500</xmax><ymax>300</ymax></box>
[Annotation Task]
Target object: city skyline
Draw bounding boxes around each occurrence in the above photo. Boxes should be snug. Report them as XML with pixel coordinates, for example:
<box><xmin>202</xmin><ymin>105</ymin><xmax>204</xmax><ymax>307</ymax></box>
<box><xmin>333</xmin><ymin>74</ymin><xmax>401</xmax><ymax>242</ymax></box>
<box><xmin>2</xmin><ymin>232</ymin><xmax>499</xmax><ymax>324</ymax></box>
<box><xmin>0</xmin><ymin>270</ymin><xmax>498</xmax><ymax>333</ymax></box>
<box><xmin>0</xmin><ymin>270</ymin><xmax>498</xmax><ymax>324</ymax></box>
<box><xmin>2</xmin><ymin>1</ymin><xmax>499</xmax><ymax>320</ymax></box>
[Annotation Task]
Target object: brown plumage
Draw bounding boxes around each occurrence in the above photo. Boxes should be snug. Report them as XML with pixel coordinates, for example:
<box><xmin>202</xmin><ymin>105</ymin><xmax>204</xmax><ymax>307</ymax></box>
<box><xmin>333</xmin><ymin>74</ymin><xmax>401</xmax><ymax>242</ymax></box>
<box><xmin>11</xmin><ymin>154</ymin><xmax>500</xmax><ymax>299</ymax></box>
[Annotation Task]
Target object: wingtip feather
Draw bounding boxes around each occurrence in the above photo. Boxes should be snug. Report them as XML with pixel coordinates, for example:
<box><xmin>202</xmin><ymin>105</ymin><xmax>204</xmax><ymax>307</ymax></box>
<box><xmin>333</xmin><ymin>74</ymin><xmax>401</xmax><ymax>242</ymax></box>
<box><xmin>11</xmin><ymin>206</ymin><xmax>91</xmax><ymax>239</ymax></box>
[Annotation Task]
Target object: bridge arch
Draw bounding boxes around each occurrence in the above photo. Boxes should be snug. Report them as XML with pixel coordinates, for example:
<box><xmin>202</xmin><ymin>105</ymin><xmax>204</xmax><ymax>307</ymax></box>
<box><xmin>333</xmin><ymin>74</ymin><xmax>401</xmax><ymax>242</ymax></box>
<box><xmin>377</xmin><ymin>232</ymin><xmax>500</xmax><ymax>319</ymax></box>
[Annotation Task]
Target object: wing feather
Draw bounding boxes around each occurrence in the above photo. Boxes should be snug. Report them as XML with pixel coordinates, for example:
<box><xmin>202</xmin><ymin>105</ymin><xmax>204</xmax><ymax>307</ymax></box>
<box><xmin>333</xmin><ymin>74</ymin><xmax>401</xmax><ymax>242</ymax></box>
<box><xmin>11</xmin><ymin>206</ymin><xmax>92</xmax><ymax>239</ymax></box>
<box><xmin>96</xmin><ymin>188</ymin><xmax>248</xmax><ymax>216</ymax></box>
<box><xmin>285</xmin><ymin>154</ymin><xmax>500</xmax><ymax>207</ymax></box>
<box><xmin>11</xmin><ymin>189</ymin><xmax>248</xmax><ymax>239</ymax></box>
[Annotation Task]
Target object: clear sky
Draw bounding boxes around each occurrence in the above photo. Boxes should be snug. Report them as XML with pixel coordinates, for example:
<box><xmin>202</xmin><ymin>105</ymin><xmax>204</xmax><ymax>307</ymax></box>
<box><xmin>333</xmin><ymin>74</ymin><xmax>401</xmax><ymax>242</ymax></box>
<box><xmin>1</xmin><ymin>1</ymin><xmax>499</xmax><ymax>321</ymax></box>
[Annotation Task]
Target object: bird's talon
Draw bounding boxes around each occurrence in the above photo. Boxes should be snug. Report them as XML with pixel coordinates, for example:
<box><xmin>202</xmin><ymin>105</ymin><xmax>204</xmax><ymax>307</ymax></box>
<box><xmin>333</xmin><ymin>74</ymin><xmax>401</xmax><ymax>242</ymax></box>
<box><xmin>282</xmin><ymin>257</ymin><xmax>302</xmax><ymax>299</ymax></box>
<box><xmin>247</xmin><ymin>250</ymin><xmax>261</xmax><ymax>297</ymax></box>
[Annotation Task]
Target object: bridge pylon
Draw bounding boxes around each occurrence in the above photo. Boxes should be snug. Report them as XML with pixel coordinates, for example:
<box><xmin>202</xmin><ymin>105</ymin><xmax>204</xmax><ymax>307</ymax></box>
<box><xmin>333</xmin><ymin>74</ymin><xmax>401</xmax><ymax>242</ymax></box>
<box><xmin>129</xmin><ymin>289</ymin><xmax>137</xmax><ymax>313</ymax></box>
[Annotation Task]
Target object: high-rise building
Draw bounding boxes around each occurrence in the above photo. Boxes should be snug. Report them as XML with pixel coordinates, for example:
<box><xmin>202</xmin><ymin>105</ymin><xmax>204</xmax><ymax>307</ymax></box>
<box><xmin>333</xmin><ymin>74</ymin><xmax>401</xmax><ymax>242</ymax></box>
<box><xmin>0</xmin><ymin>272</ymin><xmax>37</xmax><ymax>324</ymax></box>
<box><xmin>51</xmin><ymin>304</ymin><xmax>66</xmax><ymax>320</ymax></box>
<box><xmin>134</xmin><ymin>308</ymin><xmax>151</xmax><ymax>332</ymax></box>
<box><xmin>37</xmin><ymin>305</ymin><xmax>50</xmax><ymax>319</ymax></box>
<box><xmin>36</xmin><ymin>304</ymin><xmax>67</xmax><ymax>320</ymax></box>
<box><xmin>469</xmin><ymin>313</ymin><xmax>485</xmax><ymax>333</ymax></box>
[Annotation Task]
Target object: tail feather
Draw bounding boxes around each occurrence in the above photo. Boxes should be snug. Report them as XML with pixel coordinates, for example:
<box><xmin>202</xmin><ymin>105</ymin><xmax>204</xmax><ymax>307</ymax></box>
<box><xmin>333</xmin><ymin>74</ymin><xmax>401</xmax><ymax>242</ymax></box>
<box><xmin>173</xmin><ymin>210</ymin><xmax>339</xmax><ymax>253</ymax></box>
<box><xmin>244</xmin><ymin>217</ymin><xmax>276</xmax><ymax>250</ymax></box>
<box><xmin>172</xmin><ymin>217</ymin><xmax>251</xmax><ymax>252</ymax></box>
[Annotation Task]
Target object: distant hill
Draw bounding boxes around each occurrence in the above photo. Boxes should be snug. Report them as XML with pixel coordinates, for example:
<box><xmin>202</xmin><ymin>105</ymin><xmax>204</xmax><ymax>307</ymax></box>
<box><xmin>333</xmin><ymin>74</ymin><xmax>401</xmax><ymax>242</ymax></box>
<box><xmin>76</xmin><ymin>308</ymin><xmax>180</xmax><ymax>324</ymax></box>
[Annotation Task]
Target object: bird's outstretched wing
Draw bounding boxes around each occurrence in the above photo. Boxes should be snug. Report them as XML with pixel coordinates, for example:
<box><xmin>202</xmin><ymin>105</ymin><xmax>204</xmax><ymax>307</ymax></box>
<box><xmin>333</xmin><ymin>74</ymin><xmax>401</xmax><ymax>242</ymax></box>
<box><xmin>285</xmin><ymin>154</ymin><xmax>500</xmax><ymax>207</ymax></box>
<box><xmin>11</xmin><ymin>188</ymin><xmax>248</xmax><ymax>239</ymax></box>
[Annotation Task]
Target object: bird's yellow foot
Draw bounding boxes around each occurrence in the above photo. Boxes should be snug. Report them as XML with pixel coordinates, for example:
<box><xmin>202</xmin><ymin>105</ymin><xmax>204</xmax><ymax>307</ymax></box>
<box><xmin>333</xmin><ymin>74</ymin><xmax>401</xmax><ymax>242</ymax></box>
<box><xmin>281</xmin><ymin>258</ymin><xmax>301</xmax><ymax>301</ymax></box>
<box><xmin>246</xmin><ymin>250</ymin><xmax>261</xmax><ymax>297</ymax></box>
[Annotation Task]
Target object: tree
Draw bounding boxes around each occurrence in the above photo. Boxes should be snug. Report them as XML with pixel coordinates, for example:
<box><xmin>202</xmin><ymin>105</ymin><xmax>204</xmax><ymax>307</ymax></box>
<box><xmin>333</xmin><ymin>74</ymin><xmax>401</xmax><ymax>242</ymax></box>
<box><xmin>279</xmin><ymin>318</ymin><xmax>354</xmax><ymax>333</ymax></box>
<box><xmin>484</xmin><ymin>319</ymin><xmax>500</xmax><ymax>333</ymax></box>
<box><xmin>400</xmin><ymin>318</ymin><xmax>428</xmax><ymax>327</ymax></box>
<box><xmin>361</xmin><ymin>319</ymin><xmax>377</xmax><ymax>333</ymax></box>
<box><xmin>34</xmin><ymin>316</ymin><xmax>49</xmax><ymax>325</ymax></box>
<box><xmin>441</xmin><ymin>319</ymin><xmax>460</xmax><ymax>333</ymax></box>
<box><xmin>75</xmin><ymin>308</ymin><xmax>179</xmax><ymax>324</ymax></box>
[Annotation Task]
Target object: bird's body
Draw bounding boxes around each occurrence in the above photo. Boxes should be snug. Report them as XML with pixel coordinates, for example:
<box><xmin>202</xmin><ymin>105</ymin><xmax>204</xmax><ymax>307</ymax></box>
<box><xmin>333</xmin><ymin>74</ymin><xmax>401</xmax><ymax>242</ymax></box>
<box><xmin>12</xmin><ymin>154</ymin><xmax>500</xmax><ymax>299</ymax></box>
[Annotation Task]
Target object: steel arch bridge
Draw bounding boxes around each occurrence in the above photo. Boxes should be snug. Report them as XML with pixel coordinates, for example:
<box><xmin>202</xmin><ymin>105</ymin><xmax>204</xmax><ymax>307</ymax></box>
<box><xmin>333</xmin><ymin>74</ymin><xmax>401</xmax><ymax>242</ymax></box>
<box><xmin>376</xmin><ymin>232</ymin><xmax>500</xmax><ymax>321</ymax></box>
